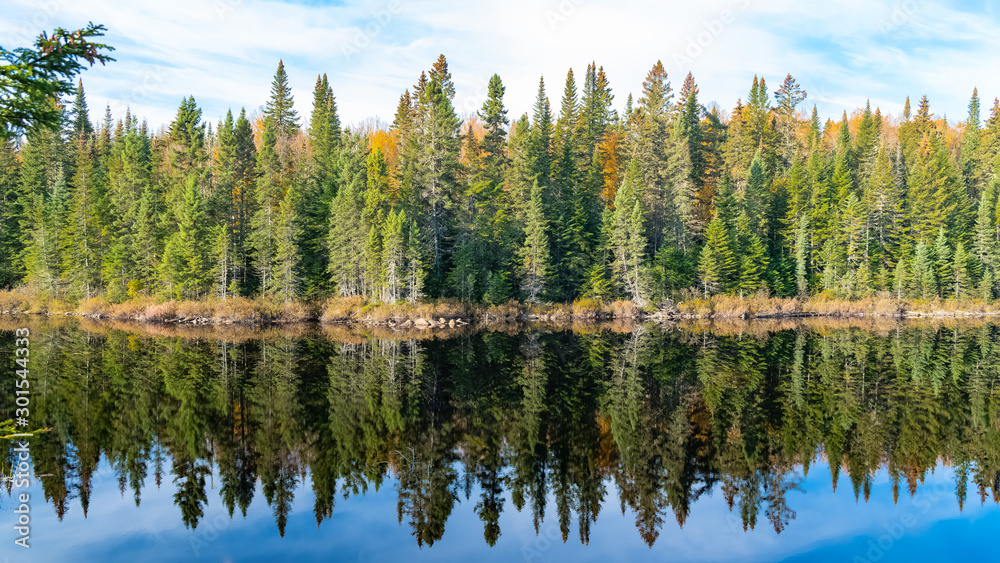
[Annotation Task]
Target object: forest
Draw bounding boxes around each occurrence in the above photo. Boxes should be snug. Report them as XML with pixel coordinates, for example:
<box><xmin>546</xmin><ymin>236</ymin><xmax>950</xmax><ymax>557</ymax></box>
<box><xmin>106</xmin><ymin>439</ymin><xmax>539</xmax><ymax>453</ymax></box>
<box><xmin>1</xmin><ymin>55</ymin><xmax>997</xmax><ymax>310</ymax></box>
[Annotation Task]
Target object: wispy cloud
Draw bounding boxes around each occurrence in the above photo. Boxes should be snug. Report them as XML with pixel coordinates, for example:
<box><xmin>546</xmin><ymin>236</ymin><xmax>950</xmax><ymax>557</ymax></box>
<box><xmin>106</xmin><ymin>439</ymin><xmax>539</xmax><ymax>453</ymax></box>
<box><xmin>1</xmin><ymin>0</ymin><xmax>998</xmax><ymax>130</ymax></box>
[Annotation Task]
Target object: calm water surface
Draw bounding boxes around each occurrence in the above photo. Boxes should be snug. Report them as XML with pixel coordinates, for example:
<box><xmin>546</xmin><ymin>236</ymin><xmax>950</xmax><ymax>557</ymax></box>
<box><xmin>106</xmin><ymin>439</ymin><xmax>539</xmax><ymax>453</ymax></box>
<box><xmin>3</xmin><ymin>319</ymin><xmax>1000</xmax><ymax>562</ymax></box>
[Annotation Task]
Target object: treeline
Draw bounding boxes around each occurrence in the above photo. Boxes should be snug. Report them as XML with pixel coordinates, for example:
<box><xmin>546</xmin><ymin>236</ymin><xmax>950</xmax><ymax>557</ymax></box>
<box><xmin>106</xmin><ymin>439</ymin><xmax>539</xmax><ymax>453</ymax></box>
<box><xmin>8</xmin><ymin>323</ymin><xmax>1000</xmax><ymax>545</ymax></box>
<box><xmin>1</xmin><ymin>56</ymin><xmax>999</xmax><ymax>305</ymax></box>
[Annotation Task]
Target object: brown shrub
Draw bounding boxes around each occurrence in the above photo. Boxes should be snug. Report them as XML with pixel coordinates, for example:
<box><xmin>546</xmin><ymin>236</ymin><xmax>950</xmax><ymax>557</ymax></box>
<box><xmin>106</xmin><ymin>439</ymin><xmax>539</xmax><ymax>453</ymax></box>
<box><xmin>0</xmin><ymin>289</ymin><xmax>33</xmax><ymax>313</ymax></box>
<box><xmin>279</xmin><ymin>301</ymin><xmax>317</xmax><ymax>322</ymax></box>
<box><xmin>77</xmin><ymin>296</ymin><xmax>111</xmax><ymax>316</ymax></box>
<box><xmin>139</xmin><ymin>301</ymin><xmax>178</xmax><ymax>322</ymax></box>
<box><xmin>321</xmin><ymin>296</ymin><xmax>365</xmax><ymax>322</ymax></box>
<box><xmin>608</xmin><ymin>300</ymin><xmax>639</xmax><ymax>318</ymax></box>
<box><xmin>175</xmin><ymin>300</ymin><xmax>215</xmax><ymax>319</ymax></box>
<box><xmin>571</xmin><ymin>298</ymin><xmax>604</xmax><ymax>319</ymax></box>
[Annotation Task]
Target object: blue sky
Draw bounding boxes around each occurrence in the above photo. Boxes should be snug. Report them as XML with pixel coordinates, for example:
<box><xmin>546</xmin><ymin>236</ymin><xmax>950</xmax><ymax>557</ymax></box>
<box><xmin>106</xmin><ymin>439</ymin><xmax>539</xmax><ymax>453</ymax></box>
<box><xmin>2</xmin><ymin>0</ymin><xmax>998</xmax><ymax>132</ymax></box>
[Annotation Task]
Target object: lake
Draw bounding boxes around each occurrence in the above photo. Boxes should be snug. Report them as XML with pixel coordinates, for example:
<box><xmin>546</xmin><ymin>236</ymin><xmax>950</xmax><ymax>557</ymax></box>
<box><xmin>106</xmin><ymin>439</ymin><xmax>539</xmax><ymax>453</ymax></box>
<box><xmin>3</xmin><ymin>318</ymin><xmax>1000</xmax><ymax>562</ymax></box>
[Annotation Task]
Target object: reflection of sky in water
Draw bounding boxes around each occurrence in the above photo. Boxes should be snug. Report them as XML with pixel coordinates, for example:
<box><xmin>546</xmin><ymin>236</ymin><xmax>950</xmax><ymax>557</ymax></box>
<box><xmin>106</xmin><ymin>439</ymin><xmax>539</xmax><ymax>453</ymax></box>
<box><xmin>9</xmin><ymin>456</ymin><xmax>999</xmax><ymax>562</ymax></box>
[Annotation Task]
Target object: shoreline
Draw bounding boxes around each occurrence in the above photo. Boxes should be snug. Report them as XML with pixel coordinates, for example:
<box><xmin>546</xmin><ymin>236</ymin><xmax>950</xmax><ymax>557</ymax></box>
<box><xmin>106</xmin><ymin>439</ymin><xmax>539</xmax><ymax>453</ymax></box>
<box><xmin>2</xmin><ymin>290</ymin><xmax>1000</xmax><ymax>327</ymax></box>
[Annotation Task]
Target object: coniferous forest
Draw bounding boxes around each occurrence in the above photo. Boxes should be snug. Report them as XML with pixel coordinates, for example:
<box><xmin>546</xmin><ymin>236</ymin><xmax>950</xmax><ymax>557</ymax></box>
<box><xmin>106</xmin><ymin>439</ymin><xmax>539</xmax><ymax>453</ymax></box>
<box><xmin>1</xmin><ymin>55</ymin><xmax>998</xmax><ymax>310</ymax></box>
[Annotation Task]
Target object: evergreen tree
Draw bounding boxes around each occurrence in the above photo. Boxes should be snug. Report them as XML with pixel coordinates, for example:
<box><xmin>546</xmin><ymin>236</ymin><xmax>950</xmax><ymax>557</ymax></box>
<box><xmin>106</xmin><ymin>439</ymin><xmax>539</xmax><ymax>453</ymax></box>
<box><xmin>952</xmin><ymin>241</ymin><xmax>973</xmax><ymax>298</ymax></box>
<box><xmin>606</xmin><ymin>161</ymin><xmax>647</xmax><ymax>304</ymax></box>
<box><xmin>413</xmin><ymin>76</ymin><xmax>460</xmax><ymax>289</ymax></box>
<box><xmin>520</xmin><ymin>181</ymin><xmax>550</xmax><ymax>302</ymax></box>
<box><xmin>698</xmin><ymin>217</ymin><xmax>737</xmax><ymax>295</ymax></box>
<box><xmin>0</xmin><ymin>138</ymin><xmax>22</xmax><ymax>288</ymax></box>
<box><xmin>738</xmin><ymin>233</ymin><xmax>769</xmax><ymax>295</ymax></box>
<box><xmin>264</xmin><ymin>60</ymin><xmax>299</xmax><ymax>136</ymax></box>
<box><xmin>934</xmin><ymin>228</ymin><xmax>954</xmax><ymax>297</ymax></box>
<box><xmin>159</xmin><ymin>174</ymin><xmax>210</xmax><ymax>299</ymax></box>
<box><xmin>249</xmin><ymin>119</ymin><xmax>283</xmax><ymax>294</ymax></box>
<box><xmin>908</xmin><ymin>135</ymin><xmax>969</xmax><ymax>243</ymax></box>
<box><xmin>529</xmin><ymin>77</ymin><xmax>554</xmax><ymax>192</ymax></box>
<box><xmin>795</xmin><ymin>215</ymin><xmax>810</xmax><ymax>297</ymax></box>
<box><xmin>69</xmin><ymin>80</ymin><xmax>93</xmax><ymax>140</ymax></box>
<box><xmin>381</xmin><ymin>208</ymin><xmax>406</xmax><ymax>303</ymax></box>
<box><xmin>61</xmin><ymin>135</ymin><xmax>104</xmax><ymax>298</ymax></box>
<box><xmin>913</xmin><ymin>240</ymin><xmax>936</xmax><ymax>298</ymax></box>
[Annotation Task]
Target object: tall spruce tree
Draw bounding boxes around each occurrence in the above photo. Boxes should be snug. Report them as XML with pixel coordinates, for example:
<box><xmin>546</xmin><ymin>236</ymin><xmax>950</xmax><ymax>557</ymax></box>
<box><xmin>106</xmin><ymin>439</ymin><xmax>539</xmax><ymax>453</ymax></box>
<box><xmin>264</xmin><ymin>60</ymin><xmax>299</xmax><ymax>137</ymax></box>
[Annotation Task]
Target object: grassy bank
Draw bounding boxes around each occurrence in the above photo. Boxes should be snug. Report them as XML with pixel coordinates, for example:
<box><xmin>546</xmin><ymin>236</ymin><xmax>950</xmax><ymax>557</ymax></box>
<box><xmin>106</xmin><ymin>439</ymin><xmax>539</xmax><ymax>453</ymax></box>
<box><xmin>1</xmin><ymin>288</ymin><xmax>999</xmax><ymax>325</ymax></box>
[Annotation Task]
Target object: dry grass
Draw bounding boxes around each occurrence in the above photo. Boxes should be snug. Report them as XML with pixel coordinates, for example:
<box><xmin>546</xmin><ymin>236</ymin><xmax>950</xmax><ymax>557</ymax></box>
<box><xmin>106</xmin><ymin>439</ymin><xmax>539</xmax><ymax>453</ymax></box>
<box><xmin>175</xmin><ymin>300</ymin><xmax>215</xmax><ymax>319</ymax></box>
<box><xmin>608</xmin><ymin>300</ymin><xmax>640</xmax><ymax>318</ymax></box>
<box><xmin>278</xmin><ymin>301</ymin><xmax>317</xmax><ymax>322</ymax></box>
<box><xmin>0</xmin><ymin>289</ymin><xmax>34</xmax><ymax>313</ymax></box>
<box><xmin>571</xmin><ymin>298</ymin><xmax>606</xmax><ymax>319</ymax></box>
<box><xmin>321</xmin><ymin>296</ymin><xmax>365</xmax><ymax>322</ymax></box>
<box><xmin>483</xmin><ymin>300</ymin><xmax>526</xmax><ymax>320</ymax></box>
<box><xmin>213</xmin><ymin>296</ymin><xmax>269</xmax><ymax>323</ymax></box>
<box><xmin>139</xmin><ymin>301</ymin><xmax>178</xmax><ymax>322</ymax></box>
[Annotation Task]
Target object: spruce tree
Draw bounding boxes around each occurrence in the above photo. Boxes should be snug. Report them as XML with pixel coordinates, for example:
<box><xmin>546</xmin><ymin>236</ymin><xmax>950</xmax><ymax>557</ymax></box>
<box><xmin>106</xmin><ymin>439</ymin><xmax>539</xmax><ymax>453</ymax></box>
<box><xmin>249</xmin><ymin>119</ymin><xmax>283</xmax><ymax>294</ymax></box>
<box><xmin>413</xmin><ymin>76</ymin><xmax>460</xmax><ymax>289</ymax></box>
<box><xmin>738</xmin><ymin>233</ymin><xmax>769</xmax><ymax>295</ymax></box>
<box><xmin>795</xmin><ymin>215</ymin><xmax>810</xmax><ymax>297</ymax></box>
<box><xmin>607</xmin><ymin>161</ymin><xmax>647</xmax><ymax>304</ymax></box>
<box><xmin>160</xmin><ymin>174</ymin><xmax>210</xmax><ymax>299</ymax></box>
<box><xmin>69</xmin><ymin>80</ymin><xmax>93</xmax><ymax>140</ymax></box>
<box><xmin>264</xmin><ymin>60</ymin><xmax>299</xmax><ymax>137</ymax></box>
<box><xmin>520</xmin><ymin>181</ymin><xmax>550</xmax><ymax>302</ymax></box>
<box><xmin>381</xmin><ymin>208</ymin><xmax>406</xmax><ymax>303</ymax></box>
<box><xmin>952</xmin><ymin>241</ymin><xmax>972</xmax><ymax>298</ymax></box>
<box><xmin>934</xmin><ymin>228</ymin><xmax>954</xmax><ymax>297</ymax></box>
<box><xmin>0</xmin><ymin>138</ymin><xmax>22</xmax><ymax>288</ymax></box>
<box><xmin>698</xmin><ymin>217</ymin><xmax>737</xmax><ymax>296</ymax></box>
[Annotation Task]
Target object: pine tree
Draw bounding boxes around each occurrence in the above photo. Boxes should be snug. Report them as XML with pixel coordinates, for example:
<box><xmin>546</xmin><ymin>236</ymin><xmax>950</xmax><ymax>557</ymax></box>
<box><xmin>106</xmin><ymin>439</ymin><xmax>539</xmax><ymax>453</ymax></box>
<box><xmin>980</xmin><ymin>268</ymin><xmax>994</xmax><ymax>302</ymax></box>
<box><xmin>934</xmin><ymin>228</ymin><xmax>954</xmax><ymax>297</ymax></box>
<box><xmin>634</xmin><ymin>61</ymin><xmax>672</xmax><ymax>250</ymax></box>
<box><xmin>520</xmin><ymin>181</ymin><xmax>550</xmax><ymax>302</ymax></box>
<box><xmin>0</xmin><ymin>137</ymin><xmax>22</xmax><ymax>288</ymax></box>
<box><xmin>795</xmin><ymin>215</ymin><xmax>810</xmax><ymax>297</ymax></box>
<box><xmin>952</xmin><ymin>241</ymin><xmax>972</xmax><ymax>298</ymax></box>
<box><xmin>864</xmin><ymin>142</ymin><xmax>903</xmax><ymax>267</ymax></box>
<box><xmin>69</xmin><ymin>80</ymin><xmax>93</xmax><ymax>140</ymax></box>
<box><xmin>249</xmin><ymin>119</ymin><xmax>283</xmax><ymax>294</ymax></box>
<box><xmin>61</xmin><ymin>135</ymin><xmax>104</xmax><ymax>298</ymax></box>
<box><xmin>738</xmin><ymin>233</ymin><xmax>769</xmax><ymax>295</ymax></box>
<box><xmin>160</xmin><ymin>174</ymin><xmax>210</xmax><ymax>299</ymax></box>
<box><xmin>973</xmin><ymin>180</ymin><xmax>998</xmax><ymax>272</ymax></box>
<box><xmin>381</xmin><ymin>208</ymin><xmax>406</xmax><ymax>303</ymax></box>
<box><xmin>264</xmin><ymin>60</ymin><xmax>299</xmax><ymax>137</ymax></box>
<box><xmin>327</xmin><ymin>140</ymin><xmax>367</xmax><ymax>297</ymax></box>
<box><xmin>607</xmin><ymin>161</ymin><xmax>647</xmax><ymax>304</ymax></box>
<box><xmin>413</xmin><ymin>76</ymin><xmax>460</xmax><ymax>289</ymax></box>
<box><xmin>698</xmin><ymin>216</ymin><xmax>737</xmax><ymax>295</ymax></box>
<box><xmin>743</xmin><ymin>153</ymin><xmax>770</xmax><ymax>229</ymax></box>
<box><xmin>428</xmin><ymin>54</ymin><xmax>455</xmax><ymax>101</ymax></box>
<box><xmin>529</xmin><ymin>76</ymin><xmax>553</xmax><ymax>192</ymax></box>
<box><xmin>913</xmin><ymin>240</ymin><xmax>936</xmax><ymax>298</ymax></box>
<box><xmin>270</xmin><ymin>186</ymin><xmax>301</xmax><ymax>301</ymax></box>
<box><xmin>961</xmin><ymin>90</ymin><xmax>983</xmax><ymax>199</ymax></box>
<box><xmin>894</xmin><ymin>256</ymin><xmax>910</xmax><ymax>299</ymax></box>
<box><xmin>908</xmin><ymin>135</ymin><xmax>969</xmax><ymax>243</ymax></box>
<box><xmin>169</xmin><ymin>96</ymin><xmax>206</xmax><ymax>173</ymax></box>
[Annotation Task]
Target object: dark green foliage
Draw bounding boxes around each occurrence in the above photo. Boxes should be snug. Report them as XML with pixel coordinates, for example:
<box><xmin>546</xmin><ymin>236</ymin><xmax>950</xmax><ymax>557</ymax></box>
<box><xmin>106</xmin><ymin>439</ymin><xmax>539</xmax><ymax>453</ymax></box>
<box><xmin>264</xmin><ymin>60</ymin><xmax>299</xmax><ymax>136</ymax></box>
<box><xmin>1</xmin><ymin>56</ymin><xmax>997</xmax><ymax>306</ymax></box>
<box><xmin>0</xmin><ymin>23</ymin><xmax>115</xmax><ymax>139</ymax></box>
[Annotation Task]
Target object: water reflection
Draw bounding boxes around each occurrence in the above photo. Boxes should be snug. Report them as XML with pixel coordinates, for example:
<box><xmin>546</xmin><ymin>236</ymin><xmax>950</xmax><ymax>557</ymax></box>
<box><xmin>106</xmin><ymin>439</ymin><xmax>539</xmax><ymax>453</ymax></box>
<box><xmin>4</xmin><ymin>319</ymin><xmax>1000</xmax><ymax>550</ymax></box>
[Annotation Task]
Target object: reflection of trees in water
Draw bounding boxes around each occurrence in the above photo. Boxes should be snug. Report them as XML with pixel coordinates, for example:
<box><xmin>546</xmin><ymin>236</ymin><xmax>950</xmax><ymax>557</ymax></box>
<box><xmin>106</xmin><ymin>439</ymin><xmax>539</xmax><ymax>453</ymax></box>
<box><xmin>7</xmin><ymin>322</ymin><xmax>1000</xmax><ymax>547</ymax></box>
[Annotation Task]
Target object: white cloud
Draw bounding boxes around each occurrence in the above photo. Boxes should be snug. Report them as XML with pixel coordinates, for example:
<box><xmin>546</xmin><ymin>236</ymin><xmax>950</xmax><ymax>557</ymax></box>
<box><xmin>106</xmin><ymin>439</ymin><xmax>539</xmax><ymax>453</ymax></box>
<box><xmin>2</xmin><ymin>0</ymin><xmax>999</xmax><ymax>131</ymax></box>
